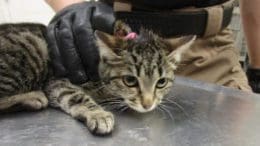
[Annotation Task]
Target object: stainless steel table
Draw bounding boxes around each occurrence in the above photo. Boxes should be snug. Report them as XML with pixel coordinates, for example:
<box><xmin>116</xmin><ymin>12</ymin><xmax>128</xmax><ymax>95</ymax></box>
<box><xmin>1</xmin><ymin>77</ymin><xmax>260</xmax><ymax>146</ymax></box>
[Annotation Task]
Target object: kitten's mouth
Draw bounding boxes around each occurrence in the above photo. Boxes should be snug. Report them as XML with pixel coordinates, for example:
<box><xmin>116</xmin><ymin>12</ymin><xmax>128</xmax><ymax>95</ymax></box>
<box><xmin>125</xmin><ymin>101</ymin><xmax>157</xmax><ymax>113</ymax></box>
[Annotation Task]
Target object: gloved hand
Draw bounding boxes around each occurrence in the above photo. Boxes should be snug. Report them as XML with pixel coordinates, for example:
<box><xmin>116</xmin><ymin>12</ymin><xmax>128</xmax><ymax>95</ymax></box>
<box><xmin>47</xmin><ymin>1</ymin><xmax>115</xmax><ymax>84</ymax></box>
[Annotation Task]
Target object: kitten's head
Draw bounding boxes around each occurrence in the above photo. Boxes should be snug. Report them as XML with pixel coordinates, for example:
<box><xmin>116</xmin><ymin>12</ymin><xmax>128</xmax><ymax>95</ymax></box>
<box><xmin>95</xmin><ymin>29</ymin><xmax>195</xmax><ymax>113</ymax></box>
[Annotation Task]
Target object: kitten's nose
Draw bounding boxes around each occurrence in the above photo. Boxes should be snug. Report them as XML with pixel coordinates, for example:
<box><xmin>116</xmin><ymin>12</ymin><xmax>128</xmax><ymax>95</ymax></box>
<box><xmin>142</xmin><ymin>99</ymin><xmax>153</xmax><ymax>110</ymax></box>
<box><xmin>142</xmin><ymin>104</ymin><xmax>152</xmax><ymax>110</ymax></box>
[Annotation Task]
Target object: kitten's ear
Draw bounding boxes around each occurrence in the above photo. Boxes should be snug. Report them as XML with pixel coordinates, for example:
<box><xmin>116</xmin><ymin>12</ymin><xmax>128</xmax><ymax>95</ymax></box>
<box><xmin>114</xmin><ymin>21</ymin><xmax>132</xmax><ymax>37</ymax></box>
<box><xmin>95</xmin><ymin>30</ymin><xmax>123</xmax><ymax>64</ymax></box>
<box><xmin>165</xmin><ymin>35</ymin><xmax>196</xmax><ymax>63</ymax></box>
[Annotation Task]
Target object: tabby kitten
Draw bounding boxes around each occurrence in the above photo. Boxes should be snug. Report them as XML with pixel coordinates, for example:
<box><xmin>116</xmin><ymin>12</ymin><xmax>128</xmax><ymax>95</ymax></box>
<box><xmin>0</xmin><ymin>23</ymin><xmax>195</xmax><ymax>135</ymax></box>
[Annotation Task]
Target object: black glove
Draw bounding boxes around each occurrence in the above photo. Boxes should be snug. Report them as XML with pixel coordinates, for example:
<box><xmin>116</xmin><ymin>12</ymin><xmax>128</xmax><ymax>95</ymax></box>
<box><xmin>246</xmin><ymin>67</ymin><xmax>260</xmax><ymax>93</ymax></box>
<box><xmin>47</xmin><ymin>1</ymin><xmax>115</xmax><ymax>84</ymax></box>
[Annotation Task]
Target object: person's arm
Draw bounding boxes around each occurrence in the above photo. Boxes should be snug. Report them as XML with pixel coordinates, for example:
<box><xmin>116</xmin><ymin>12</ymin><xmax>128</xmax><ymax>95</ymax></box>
<box><xmin>45</xmin><ymin>0</ymin><xmax>83</xmax><ymax>12</ymax></box>
<box><xmin>240</xmin><ymin>0</ymin><xmax>260</xmax><ymax>68</ymax></box>
<box><xmin>240</xmin><ymin>0</ymin><xmax>260</xmax><ymax>93</ymax></box>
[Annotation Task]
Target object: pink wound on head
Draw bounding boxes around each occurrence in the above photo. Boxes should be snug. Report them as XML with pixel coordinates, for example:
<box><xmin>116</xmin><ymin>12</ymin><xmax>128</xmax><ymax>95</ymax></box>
<box><xmin>124</xmin><ymin>32</ymin><xmax>137</xmax><ymax>40</ymax></box>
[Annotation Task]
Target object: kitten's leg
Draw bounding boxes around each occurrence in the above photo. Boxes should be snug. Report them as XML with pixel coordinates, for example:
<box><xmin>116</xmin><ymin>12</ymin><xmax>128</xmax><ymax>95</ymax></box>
<box><xmin>44</xmin><ymin>79</ymin><xmax>114</xmax><ymax>135</ymax></box>
<box><xmin>0</xmin><ymin>91</ymin><xmax>48</xmax><ymax>111</ymax></box>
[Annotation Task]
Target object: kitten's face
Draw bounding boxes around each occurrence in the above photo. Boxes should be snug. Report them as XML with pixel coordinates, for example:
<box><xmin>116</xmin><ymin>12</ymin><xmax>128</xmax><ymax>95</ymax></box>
<box><xmin>95</xmin><ymin>30</ymin><xmax>195</xmax><ymax>113</ymax></box>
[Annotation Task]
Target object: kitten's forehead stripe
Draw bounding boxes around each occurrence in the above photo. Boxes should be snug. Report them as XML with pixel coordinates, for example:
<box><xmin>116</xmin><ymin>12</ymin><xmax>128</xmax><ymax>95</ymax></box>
<box><xmin>131</xmin><ymin>54</ymin><xmax>137</xmax><ymax>63</ymax></box>
<box><xmin>158</xmin><ymin>67</ymin><xmax>163</xmax><ymax>76</ymax></box>
<box><xmin>135</xmin><ymin>65</ymin><xmax>141</xmax><ymax>77</ymax></box>
<box><xmin>126</xmin><ymin>39</ymin><xmax>168</xmax><ymax>78</ymax></box>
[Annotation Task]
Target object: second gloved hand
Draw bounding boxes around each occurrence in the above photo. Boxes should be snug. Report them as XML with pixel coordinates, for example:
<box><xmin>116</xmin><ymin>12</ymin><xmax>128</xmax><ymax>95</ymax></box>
<box><xmin>47</xmin><ymin>1</ymin><xmax>115</xmax><ymax>84</ymax></box>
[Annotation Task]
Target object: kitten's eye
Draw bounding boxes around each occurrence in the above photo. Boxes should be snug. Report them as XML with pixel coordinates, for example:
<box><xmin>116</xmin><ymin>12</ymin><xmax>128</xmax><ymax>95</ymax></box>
<box><xmin>156</xmin><ymin>78</ymin><xmax>168</xmax><ymax>89</ymax></box>
<box><xmin>122</xmin><ymin>76</ymin><xmax>138</xmax><ymax>87</ymax></box>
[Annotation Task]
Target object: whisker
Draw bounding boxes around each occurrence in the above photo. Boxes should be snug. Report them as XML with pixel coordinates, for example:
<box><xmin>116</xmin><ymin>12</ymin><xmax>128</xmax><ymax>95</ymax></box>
<box><xmin>119</xmin><ymin>106</ymin><xmax>129</xmax><ymax>113</ymax></box>
<box><xmin>99</xmin><ymin>100</ymin><xmax>122</xmax><ymax>103</ymax></box>
<box><xmin>164</xmin><ymin>96</ymin><xmax>178</xmax><ymax>100</ymax></box>
<box><xmin>101</xmin><ymin>103</ymin><xmax>122</xmax><ymax>110</ymax></box>
<box><xmin>97</xmin><ymin>97</ymin><xmax>123</xmax><ymax>103</ymax></box>
<box><xmin>158</xmin><ymin>104</ymin><xmax>174</xmax><ymax>121</ymax></box>
<box><xmin>99</xmin><ymin>102</ymin><xmax>121</xmax><ymax>107</ymax></box>
<box><xmin>113</xmin><ymin>103</ymin><xmax>129</xmax><ymax>113</ymax></box>
<box><xmin>112</xmin><ymin>104</ymin><xmax>126</xmax><ymax>111</ymax></box>
<box><xmin>160</xmin><ymin>102</ymin><xmax>174</xmax><ymax>110</ymax></box>
<box><xmin>98</xmin><ymin>101</ymin><xmax>123</xmax><ymax>107</ymax></box>
<box><xmin>100</xmin><ymin>101</ymin><xmax>127</xmax><ymax>111</ymax></box>
<box><xmin>163</xmin><ymin>98</ymin><xmax>190</xmax><ymax>117</ymax></box>
<box><xmin>156</xmin><ymin>106</ymin><xmax>167</xmax><ymax>119</ymax></box>
<box><xmin>98</xmin><ymin>99</ymin><xmax>123</xmax><ymax>104</ymax></box>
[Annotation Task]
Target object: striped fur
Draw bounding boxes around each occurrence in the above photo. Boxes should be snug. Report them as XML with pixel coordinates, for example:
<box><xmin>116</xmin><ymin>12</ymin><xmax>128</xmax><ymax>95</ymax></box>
<box><xmin>0</xmin><ymin>24</ymin><xmax>49</xmax><ymax>112</ymax></box>
<box><xmin>0</xmin><ymin>23</ymin><xmax>195</xmax><ymax>135</ymax></box>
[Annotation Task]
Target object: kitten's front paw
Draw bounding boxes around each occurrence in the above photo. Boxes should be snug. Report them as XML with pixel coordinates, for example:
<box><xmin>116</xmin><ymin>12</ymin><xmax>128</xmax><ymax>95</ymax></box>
<box><xmin>21</xmin><ymin>92</ymin><xmax>48</xmax><ymax>110</ymax></box>
<box><xmin>86</xmin><ymin>110</ymin><xmax>115</xmax><ymax>135</ymax></box>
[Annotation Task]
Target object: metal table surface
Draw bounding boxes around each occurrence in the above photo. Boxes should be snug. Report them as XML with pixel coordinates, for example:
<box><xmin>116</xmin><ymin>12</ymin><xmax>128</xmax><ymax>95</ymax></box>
<box><xmin>1</xmin><ymin>77</ymin><xmax>260</xmax><ymax>146</ymax></box>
